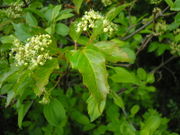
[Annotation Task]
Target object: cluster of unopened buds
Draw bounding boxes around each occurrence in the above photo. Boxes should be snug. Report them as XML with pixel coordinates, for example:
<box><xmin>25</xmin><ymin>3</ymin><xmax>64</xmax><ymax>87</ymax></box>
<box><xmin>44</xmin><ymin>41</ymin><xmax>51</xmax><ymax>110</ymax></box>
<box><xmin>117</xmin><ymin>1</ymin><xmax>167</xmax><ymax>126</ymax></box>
<box><xmin>11</xmin><ymin>34</ymin><xmax>53</xmax><ymax>69</ymax></box>
<box><xmin>76</xmin><ymin>10</ymin><xmax>117</xmax><ymax>37</ymax></box>
<box><xmin>173</xmin><ymin>29</ymin><xmax>180</xmax><ymax>35</ymax></box>
<box><xmin>3</xmin><ymin>2</ymin><xmax>23</xmax><ymax>19</ymax></box>
<box><xmin>170</xmin><ymin>42</ymin><xmax>180</xmax><ymax>56</ymax></box>
<box><xmin>150</xmin><ymin>0</ymin><xmax>162</xmax><ymax>4</ymax></box>
<box><xmin>101</xmin><ymin>0</ymin><xmax>113</xmax><ymax>6</ymax></box>
<box><xmin>154</xmin><ymin>20</ymin><xmax>167</xmax><ymax>36</ymax></box>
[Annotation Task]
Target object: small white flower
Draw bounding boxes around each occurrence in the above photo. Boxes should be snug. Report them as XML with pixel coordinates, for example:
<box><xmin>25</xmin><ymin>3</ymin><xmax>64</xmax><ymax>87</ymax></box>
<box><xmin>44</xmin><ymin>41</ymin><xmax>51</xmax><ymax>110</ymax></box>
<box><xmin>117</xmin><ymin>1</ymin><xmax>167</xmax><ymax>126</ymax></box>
<box><xmin>76</xmin><ymin>9</ymin><xmax>117</xmax><ymax>37</ymax></box>
<box><xmin>11</xmin><ymin>34</ymin><xmax>52</xmax><ymax>69</ymax></box>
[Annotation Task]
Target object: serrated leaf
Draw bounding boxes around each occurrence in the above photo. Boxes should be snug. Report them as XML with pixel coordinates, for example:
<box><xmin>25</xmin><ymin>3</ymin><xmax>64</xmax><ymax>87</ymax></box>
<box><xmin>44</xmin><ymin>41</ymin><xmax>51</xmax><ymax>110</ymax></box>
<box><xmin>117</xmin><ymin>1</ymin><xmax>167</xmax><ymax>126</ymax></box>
<box><xmin>87</xmin><ymin>95</ymin><xmax>106</xmax><ymax>121</ymax></box>
<box><xmin>67</xmin><ymin>48</ymin><xmax>109</xmax><ymax>101</ymax></box>
<box><xmin>32</xmin><ymin>59</ymin><xmax>59</xmax><ymax>96</ymax></box>
<box><xmin>43</xmin><ymin>98</ymin><xmax>66</xmax><ymax>126</ymax></box>
<box><xmin>94</xmin><ymin>41</ymin><xmax>135</xmax><ymax>63</ymax></box>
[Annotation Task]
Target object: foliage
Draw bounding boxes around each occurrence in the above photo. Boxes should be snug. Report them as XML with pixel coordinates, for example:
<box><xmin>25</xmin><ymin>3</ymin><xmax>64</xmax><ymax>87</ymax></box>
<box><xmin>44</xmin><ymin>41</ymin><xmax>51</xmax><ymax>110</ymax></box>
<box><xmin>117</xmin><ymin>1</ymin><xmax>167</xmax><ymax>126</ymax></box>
<box><xmin>0</xmin><ymin>0</ymin><xmax>180</xmax><ymax>134</ymax></box>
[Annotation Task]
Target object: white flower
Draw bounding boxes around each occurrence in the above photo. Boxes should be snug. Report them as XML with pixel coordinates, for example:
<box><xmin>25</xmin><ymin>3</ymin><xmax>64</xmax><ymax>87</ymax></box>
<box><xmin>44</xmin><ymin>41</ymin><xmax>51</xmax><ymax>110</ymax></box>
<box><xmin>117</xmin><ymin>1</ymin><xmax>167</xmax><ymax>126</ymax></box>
<box><xmin>101</xmin><ymin>0</ymin><xmax>113</xmax><ymax>6</ymax></box>
<box><xmin>76</xmin><ymin>10</ymin><xmax>117</xmax><ymax>37</ymax></box>
<box><xmin>11</xmin><ymin>34</ymin><xmax>53</xmax><ymax>69</ymax></box>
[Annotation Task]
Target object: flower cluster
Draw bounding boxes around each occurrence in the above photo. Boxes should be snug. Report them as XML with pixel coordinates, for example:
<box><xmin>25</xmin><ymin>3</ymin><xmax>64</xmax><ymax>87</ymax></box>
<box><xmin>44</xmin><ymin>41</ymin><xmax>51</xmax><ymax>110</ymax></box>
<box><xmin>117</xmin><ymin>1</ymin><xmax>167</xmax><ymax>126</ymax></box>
<box><xmin>154</xmin><ymin>20</ymin><xmax>167</xmax><ymax>36</ymax></box>
<box><xmin>150</xmin><ymin>0</ymin><xmax>162</xmax><ymax>4</ymax></box>
<box><xmin>11</xmin><ymin>34</ymin><xmax>52</xmax><ymax>69</ymax></box>
<box><xmin>170</xmin><ymin>43</ymin><xmax>180</xmax><ymax>56</ymax></box>
<box><xmin>3</xmin><ymin>2</ymin><xmax>23</xmax><ymax>19</ymax></box>
<box><xmin>76</xmin><ymin>10</ymin><xmax>117</xmax><ymax>37</ymax></box>
<box><xmin>101</xmin><ymin>0</ymin><xmax>113</xmax><ymax>6</ymax></box>
<box><xmin>174</xmin><ymin>29</ymin><xmax>180</xmax><ymax>35</ymax></box>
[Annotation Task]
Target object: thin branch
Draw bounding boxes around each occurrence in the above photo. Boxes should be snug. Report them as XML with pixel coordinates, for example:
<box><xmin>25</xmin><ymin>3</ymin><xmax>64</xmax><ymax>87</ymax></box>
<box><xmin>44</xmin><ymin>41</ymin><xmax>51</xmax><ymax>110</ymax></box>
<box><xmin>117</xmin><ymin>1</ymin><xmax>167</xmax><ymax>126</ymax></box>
<box><xmin>0</xmin><ymin>5</ymin><xmax>9</xmax><ymax>9</ymax></box>
<box><xmin>136</xmin><ymin>34</ymin><xmax>153</xmax><ymax>55</ymax></box>
<box><xmin>0</xmin><ymin>95</ymin><xmax>6</xmax><ymax>98</ymax></box>
<box><xmin>121</xmin><ymin>6</ymin><xmax>169</xmax><ymax>41</ymax></box>
<box><xmin>151</xmin><ymin>55</ymin><xmax>178</xmax><ymax>74</ymax></box>
<box><xmin>22</xmin><ymin>0</ymin><xmax>28</xmax><ymax>7</ymax></box>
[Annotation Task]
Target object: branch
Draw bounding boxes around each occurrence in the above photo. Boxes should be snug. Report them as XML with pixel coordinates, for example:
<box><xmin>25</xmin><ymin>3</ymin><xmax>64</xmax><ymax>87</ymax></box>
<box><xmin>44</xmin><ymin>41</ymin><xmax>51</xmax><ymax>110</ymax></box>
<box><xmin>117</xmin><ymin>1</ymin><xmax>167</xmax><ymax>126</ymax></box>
<box><xmin>22</xmin><ymin>0</ymin><xmax>28</xmax><ymax>7</ymax></box>
<box><xmin>121</xmin><ymin>6</ymin><xmax>169</xmax><ymax>41</ymax></box>
<box><xmin>136</xmin><ymin>34</ymin><xmax>153</xmax><ymax>55</ymax></box>
<box><xmin>0</xmin><ymin>95</ymin><xmax>6</xmax><ymax>98</ymax></box>
<box><xmin>151</xmin><ymin>55</ymin><xmax>178</xmax><ymax>74</ymax></box>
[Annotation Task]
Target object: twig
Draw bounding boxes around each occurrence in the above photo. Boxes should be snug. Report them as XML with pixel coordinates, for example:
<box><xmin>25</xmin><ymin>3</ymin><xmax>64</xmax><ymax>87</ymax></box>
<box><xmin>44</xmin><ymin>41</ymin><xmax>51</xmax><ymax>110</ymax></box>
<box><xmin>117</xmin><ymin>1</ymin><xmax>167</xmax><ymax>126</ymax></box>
<box><xmin>22</xmin><ymin>0</ymin><xmax>28</xmax><ymax>7</ymax></box>
<box><xmin>0</xmin><ymin>95</ymin><xmax>6</xmax><ymax>98</ymax></box>
<box><xmin>121</xmin><ymin>6</ymin><xmax>169</xmax><ymax>41</ymax></box>
<box><xmin>136</xmin><ymin>34</ymin><xmax>153</xmax><ymax>55</ymax></box>
<box><xmin>0</xmin><ymin>5</ymin><xmax>9</xmax><ymax>9</ymax></box>
<box><xmin>151</xmin><ymin>55</ymin><xmax>178</xmax><ymax>74</ymax></box>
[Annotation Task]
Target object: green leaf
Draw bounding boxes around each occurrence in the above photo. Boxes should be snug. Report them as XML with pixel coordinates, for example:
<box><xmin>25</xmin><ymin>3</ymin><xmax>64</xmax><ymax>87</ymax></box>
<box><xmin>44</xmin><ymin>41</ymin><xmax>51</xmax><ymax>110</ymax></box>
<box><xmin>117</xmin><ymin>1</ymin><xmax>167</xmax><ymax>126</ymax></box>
<box><xmin>140</xmin><ymin>114</ymin><xmax>161</xmax><ymax>135</ymax></box>
<box><xmin>72</xmin><ymin>0</ymin><xmax>84</xmax><ymax>14</ymax></box>
<box><xmin>87</xmin><ymin>95</ymin><xmax>106</xmax><ymax>121</ymax></box>
<box><xmin>18</xmin><ymin>101</ymin><xmax>33</xmax><ymax>128</ymax></box>
<box><xmin>137</xmin><ymin>68</ymin><xmax>147</xmax><ymax>81</ymax></box>
<box><xmin>70</xmin><ymin>110</ymin><xmax>90</xmax><ymax>125</ymax></box>
<box><xmin>90</xmin><ymin>20</ymin><xmax>103</xmax><ymax>42</ymax></box>
<box><xmin>111</xmin><ymin>90</ymin><xmax>125</xmax><ymax>109</ymax></box>
<box><xmin>69</xmin><ymin>20</ymin><xmax>81</xmax><ymax>41</ymax></box>
<box><xmin>171</xmin><ymin>0</ymin><xmax>180</xmax><ymax>11</ymax></box>
<box><xmin>57</xmin><ymin>10</ymin><xmax>74</xmax><ymax>21</ymax></box>
<box><xmin>110</xmin><ymin>67</ymin><xmax>137</xmax><ymax>84</ymax></box>
<box><xmin>13</xmin><ymin>23</ymin><xmax>32</xmax><ymax>41</ymax></box>
<box><xmin>0</xmin><ymin>35</ymin><xmax>16</xmax><ymax>44</ymax></box>
<box><xmin>32</xmin><ymin>59</ymin><xmax>59</xmax><ymax>96</ymax></box>
<box><xmin>165</xmin><ymin>0</ymin><xmax>174</xmax><ymax>7</ymax></box>
<box><xmin>51</xmin><ymin>5</ymin><xmax>62</xmax><ymax>22</ymax></box>
<box><xmin>6</xmin><ymin>91</ymin><xmax>15</xmax><ymax>107</ymax></box>
<box><xmin>130</xmin><ymin>105</ymin><xmax>140</xmax><ymax>117</ymax></box>
<box><xmin>25</xmin><ymin>12</ymin><xmax>38</xmax><ymax>27</ymax></box>
<box><xmin>0</xmin><ymin>65</ymin><xmax>19</xmax><ymax>88</ymax></box>
<box><xmin>175</xmin><ymin>12</ymin><xmax>180</xmax><ymax>24</ymax></box>
<box><xmin>146</xmin><ymin>73</ymin><xmax>155</xmax><ymax>83</ymax></box>
<box><xmin>106</xmin><ymin>3</ymin><xmax>131</xmax><ymax>21</ymax></box>
<box><xmin>67</xmin><ymin>48</ymin><xmax>109</xmax><ymax>101</ymax></box>
<box><xmin>56</xmin><ymin>23</ymin><xmax>69</xmax><ymax>36</ymax></box>
<box><xmin>43</xmin><ymin>98</ymin><xmax>66</xmax><ymax>126</ymax></box>
<box><xmin>94</xmin><ymin>41</ymin><xmax>135</xmax><ymax>63</ymax></box>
